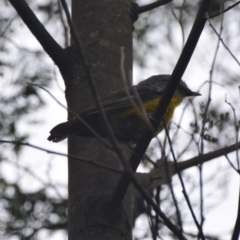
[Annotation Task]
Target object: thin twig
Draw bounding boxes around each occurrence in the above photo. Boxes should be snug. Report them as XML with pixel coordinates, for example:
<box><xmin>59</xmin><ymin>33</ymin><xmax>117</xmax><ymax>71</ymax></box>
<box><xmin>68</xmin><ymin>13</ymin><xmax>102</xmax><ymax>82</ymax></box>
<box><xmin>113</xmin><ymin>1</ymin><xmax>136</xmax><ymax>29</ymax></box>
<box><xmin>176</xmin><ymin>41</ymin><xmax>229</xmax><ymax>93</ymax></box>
<box><xmin>57</xmin><ymin>0</ymin><xmax>69</xmax><ymax>47</ymax></box>
<box><xmin>111</xmin><ymin>0</ymin><xmax>213</xmax><ymax>207</ymax></box>
<box><xmin>27</xmin><ymin>83</ymin><xmax>112</xmax><ymax>150</ymax></box>
<box><xmin>164</xmin><ymin>121</ymin><xmax>205</xmax><ymax>240</ymax></box>
<box><xmin>171</xmin><ymin>0</ymin><xmax>186</xmax><ymax>49</ymax></box>
<box><xmin>60</xmin><ymin>0</ymin><xmax>133</xmax><ymax>178</ymax></box>
<box><xmin>198</xmin><ymin>8</ymin><xmax>224</xmax><ymax>233</ymax></box>
<box><xmin>5</xmin><ymin>159</ymin><xmax>64</xmax><ymax>199</ymax></box>
<box><xmin>144</xmin><ymin>153</ymin><xmax>157</xmax><ymax>167</ymax></box>
<box><xmin>155</xmin><ymin>134</ymin><xmax>182</xmax><ymax>229</ymax></box>
<box><xmin>60</xmin><ymin>0</ymin><xmax>119</xmax><ymax>150</ymax></box>
<box><xmin>154</xmin><ymin>186</ymin><xmax>161</xmax><ymax>239</ymax></box>
<box><xmin>163</xmin><ymin>153</ymin><xmax>183</xmax><ymax>233</ymax></box>
<box><xmin>120</xmin><ymin>47</ymin><xmax>155</xmax><ymax>135</ymax></box>
<box><xmin>231</xmin><ymin>184</ymin><xmax>240</xmax><ymax>240</ymax></box>
<box><xmin>225</xmin><ymin>96</ymin><xmax>240</xmax><ymax>169</ymax></box>
<box><xmin>207</xmin><ymin>14</ymin><xmax>240</xmax><ymax>66</ymax></box>
<box><xmin>225</xmin><ymin>154</ymin><xmax>239</xmax><ymax>174</ymax></box>
<box><xmin>209</xmin><ymin>1</ymin><xmax>240</xmax><ymax>19</ymax></box>
<box><xmin>123</xmin><ymin>168</ymin><xmax>187</xmax><ymax>240</ymax></box>
<box><xmin>0</xmin><ymin>140</ymin><xmax>122</xmax><ymax>175</ymax></box>
<box><xmin>171</xmin><ymin>99</ymin><xmax>195</xmax><ymax>146</ymax></box>
<box><xmin>55</xmin><ymin>3</ymin><xmax>187</xmax><ymax>236</ymax></box>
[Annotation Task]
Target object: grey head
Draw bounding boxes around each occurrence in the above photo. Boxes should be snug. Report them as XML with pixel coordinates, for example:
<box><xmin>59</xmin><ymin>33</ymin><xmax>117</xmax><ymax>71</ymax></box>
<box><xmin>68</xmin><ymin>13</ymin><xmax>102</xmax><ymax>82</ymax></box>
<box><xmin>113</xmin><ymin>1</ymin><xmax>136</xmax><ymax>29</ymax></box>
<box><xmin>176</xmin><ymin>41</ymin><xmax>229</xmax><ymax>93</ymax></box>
<box><xmin>138</xmin><ymin>74</ymin><xmax>201</xmax><ymax>100</ymax></box>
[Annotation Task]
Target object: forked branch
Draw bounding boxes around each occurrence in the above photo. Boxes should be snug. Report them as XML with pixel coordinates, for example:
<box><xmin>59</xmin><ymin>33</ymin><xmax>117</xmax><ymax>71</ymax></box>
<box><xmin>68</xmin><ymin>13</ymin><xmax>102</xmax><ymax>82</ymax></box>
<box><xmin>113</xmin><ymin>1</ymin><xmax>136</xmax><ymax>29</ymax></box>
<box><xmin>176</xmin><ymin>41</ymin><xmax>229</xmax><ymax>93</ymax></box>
<box><xmin>9</xmin><ymin>0</ymin><xmax>66</xmax><ymax>67</ymax></box>
<box><xmin>111</xmin><ymin>0</ymin><xmax>213</xmax><ymax>209</ymax></box>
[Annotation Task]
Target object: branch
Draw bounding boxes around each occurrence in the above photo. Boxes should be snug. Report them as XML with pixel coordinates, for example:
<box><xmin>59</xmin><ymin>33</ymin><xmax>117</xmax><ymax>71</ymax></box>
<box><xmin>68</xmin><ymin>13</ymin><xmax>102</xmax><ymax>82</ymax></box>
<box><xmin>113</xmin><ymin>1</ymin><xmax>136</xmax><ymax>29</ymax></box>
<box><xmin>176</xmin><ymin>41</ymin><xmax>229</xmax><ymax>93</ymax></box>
<box><xmin>137</xmin><ymin>142</ymin><xmax>240</xmax><ymax>189</ymax></box>
<box><xmin>138</xmin><ymin>0</ymin><xmax>172</xmax><ymax>14</ymax></box>
<box><xmin>225</xmin><ymin>97</ymin><xmax>240</xmax><ymax>169</ymax></box>
<box><xmin>59</xmin><ymin>0</ymin><xmax>129</xmax><ymax>166</ymax></box>
<box><xmin>0</xmin><ymin>140</ymin><xmax>122</xmax><ymax>175</ymax></box>
<box><xmin>232</xmin><ymin>185</ymin><xmax>240</xmax><ymax>240</ymax></box>
<box><xmin>57</xmin><ymin>0</ymin><xmax>69</xmax><ymax>47</ymax></box>
<box><xmin>6</xmin><ymin>159</ymin><xmax>64</xmax><ymax>199</ymax></box>
<box><xmin>207</xmin><ymin>14</ymin><xmax>240</xmax><ymax>66</ymax></box>
<box><xmin>124</xmin><ymin>169</ymin><xmax>187</xmax><ymax>240</ymax></box>
<box><xmin>178</xmin><ymin>142</ymin><xmax>240</xmax><ymax>173</ymax></box>
<box><xmin>163</xmin><ymin>155</ymin><xmax>183</xmax><ymax>232</ymax></box>
<box><xmin>198</xmin><ymin>3</ymin><xmax>224</xmax><ymax>232</ymax></box>
<box><xmin>0</xmin><ymin>140</ymin><xmax>186</xmax><ymax>239</ymax></box>
<box><xmin>225</xmin><ymin>154</ymin><xmax>239</xmax><ymax>174</ymax></box>
<box><xmin>8</xmin><ymin>0</ymin><xmax>66</xmax><ymax>67</ymax></box>
<box><xmin>164</xmin><ymin>122</ymin><xmax>205</xmax><ymax>239</ymax></box>
<box><xmin>59</xmin><ymin>2</ymin><xmax>184</xmax><ymax>236</ymax></box>
<box><xmin>28</xmin><ymin>83</ymin><xmax>113</xmax><ymax>150</ymax></box>
<box><xmin>210</xmin><ymin>1</ymin><xmax>240</xmax><ymax>18</ymax></box>
<box><xmin>52</xmin><ymin>4</ymin><xmax>185</xmax><ymax>236</ymax></box>
<box><xmin>111</xmin><ymin>0</ymin><xmax>213</xmax><ymax>207</ymax></box>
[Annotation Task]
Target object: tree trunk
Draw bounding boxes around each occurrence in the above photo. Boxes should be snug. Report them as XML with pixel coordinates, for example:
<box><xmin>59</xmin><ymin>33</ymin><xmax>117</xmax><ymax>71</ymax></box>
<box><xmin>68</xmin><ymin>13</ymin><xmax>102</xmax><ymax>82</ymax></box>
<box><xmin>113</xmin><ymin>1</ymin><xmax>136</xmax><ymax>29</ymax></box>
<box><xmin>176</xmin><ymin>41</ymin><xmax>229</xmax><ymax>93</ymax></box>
<box><xmin>67</xmin><ymin>1</ymin><xmax>133</xmax><ymax>239</ymax></box>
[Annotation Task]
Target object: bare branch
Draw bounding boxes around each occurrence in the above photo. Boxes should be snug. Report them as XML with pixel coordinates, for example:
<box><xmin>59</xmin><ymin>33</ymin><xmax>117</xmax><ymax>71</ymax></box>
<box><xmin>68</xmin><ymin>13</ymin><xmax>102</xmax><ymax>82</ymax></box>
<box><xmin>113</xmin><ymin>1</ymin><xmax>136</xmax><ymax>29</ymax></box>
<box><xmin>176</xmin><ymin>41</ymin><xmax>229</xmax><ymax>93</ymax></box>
<box><xmin>138</xmin><ymin>0</ymin><xmax>172</xmax><ymax>14</ymax></box>
<box><xmin>57</xmin><ymin>0</ymin><xmax>69</xmax><ymax>47</ymax></box>
<box><xmin>137</xmin><ymin>141</ymin><xmax>240</xmax><ymax>189</ymax></box>
<box><xmin>178</xmin><ymin>142</ymin><xmax>240</xmax><ymax>173</ymax></box>
<box><xmin>0</xmin><ymin>140</ymin><xmax>122</xmax><ymax>175</ymax></box>
<box><xmin>120</xmin><ymin>47</ymin><xmax>154</xmax><ymax>133</ymax></box>
<box><xmin>163</xmin><ymin>155</ymin><xmax>183</xmax><ymax>232</ymax></box>
<box><xmin>210</xmin><ymin>1</ymin><xmax>240</xmax><ymax>19</ymax></box>
<box><xmin>59</xmin><ymin>3</ymin><xmax>184</xmax><ymax>236</ymax></box>
<box><xmin>206</xmin><ymin>14</ymin><xmax>240</xmax><ymax>66</ymax></box>
<box><xmin>164</xmin><ymin>121</ymin><xmax>205</xmax><ymax>239</ymax></box>
<box><xmin>27</xmin><ymin>83</ymin><xmax>113</xmax><ymax>150</ymax></box>
<box><xmin>171</xmin><ymin>0</ymin><xmax>186</xmax><ymax>48</ymax></box>
<box><xmin>124</xmin><ymin>168</ymin><xmax>187</xmax><ymax>240</ymax></box>
<box><xmin>111</xmin><ymin>0</ymin><xmax>213</xmax><ymax>207</ymax></box>
<box><xmin>5</xmin><ymin>159</ymin><xmax>64</xmax><ymax>199</ymax></box>
<box><xmin>59</xmin><ymin>0</ymin><xmax>131</xmax><ymax>172</ymax></box>
<box><xmin>231</xmin><ymin>185</ymin><xmax>240</xmax><ymax>240</ymax></box>
<box><xmin>225</xmin><ymin>96</ymin><xmax>240</xmax><ymax>169</ymax></box>
<box><xmin>199</xmin><ymin>5</ymin><xmax>224</xmax><ymax>231</ymax></box>
<box><xmin>8</xmin><ymin>0</ymin><xmax>66</xmax><ymax>67</ymax></box>
<box><xmin>225</xmin><ymin>154</ymin><xmax>239</xmax><ymax>174</ymax></box>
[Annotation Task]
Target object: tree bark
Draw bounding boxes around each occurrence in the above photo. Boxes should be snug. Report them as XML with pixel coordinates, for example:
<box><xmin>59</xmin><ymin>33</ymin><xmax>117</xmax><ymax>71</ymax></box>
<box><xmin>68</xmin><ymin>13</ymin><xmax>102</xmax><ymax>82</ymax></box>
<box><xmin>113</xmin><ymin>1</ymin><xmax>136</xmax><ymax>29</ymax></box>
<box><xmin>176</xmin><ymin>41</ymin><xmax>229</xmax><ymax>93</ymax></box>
<box><xmin>67</xmin><ymin>1</ymin><xmax>133</xmax><ymax>239</ymax></box>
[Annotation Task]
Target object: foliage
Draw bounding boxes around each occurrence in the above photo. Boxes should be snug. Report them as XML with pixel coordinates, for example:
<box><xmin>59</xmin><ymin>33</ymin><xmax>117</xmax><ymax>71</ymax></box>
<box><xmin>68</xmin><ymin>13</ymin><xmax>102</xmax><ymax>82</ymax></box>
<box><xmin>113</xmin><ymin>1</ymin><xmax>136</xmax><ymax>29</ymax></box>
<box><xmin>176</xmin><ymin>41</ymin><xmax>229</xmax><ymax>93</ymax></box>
<box><xmin>0</xmin><ymin>179</ymin><xmax>67</xmax><ymax>239</ymax></box>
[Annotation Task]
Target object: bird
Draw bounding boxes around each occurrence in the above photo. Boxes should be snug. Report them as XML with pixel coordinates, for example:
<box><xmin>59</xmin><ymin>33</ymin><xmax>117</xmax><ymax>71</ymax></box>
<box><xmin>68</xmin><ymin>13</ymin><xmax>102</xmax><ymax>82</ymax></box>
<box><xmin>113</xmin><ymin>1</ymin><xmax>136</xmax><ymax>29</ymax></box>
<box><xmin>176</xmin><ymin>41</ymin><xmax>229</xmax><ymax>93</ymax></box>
<box><xmin>48</xmin><ymin>75</ymin><xmax>200</xmax><ymax>144</ymax></box>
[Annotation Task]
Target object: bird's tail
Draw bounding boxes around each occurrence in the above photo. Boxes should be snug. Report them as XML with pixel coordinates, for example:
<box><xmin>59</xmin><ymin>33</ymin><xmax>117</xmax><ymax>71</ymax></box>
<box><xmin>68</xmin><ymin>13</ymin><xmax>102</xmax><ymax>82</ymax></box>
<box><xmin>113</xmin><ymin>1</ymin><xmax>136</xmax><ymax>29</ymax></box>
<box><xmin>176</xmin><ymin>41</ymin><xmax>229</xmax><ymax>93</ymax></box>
<box><xmin>48</xmin><ymin>120</ymin><xmax>82</xmax><ymax>143</ymax></box>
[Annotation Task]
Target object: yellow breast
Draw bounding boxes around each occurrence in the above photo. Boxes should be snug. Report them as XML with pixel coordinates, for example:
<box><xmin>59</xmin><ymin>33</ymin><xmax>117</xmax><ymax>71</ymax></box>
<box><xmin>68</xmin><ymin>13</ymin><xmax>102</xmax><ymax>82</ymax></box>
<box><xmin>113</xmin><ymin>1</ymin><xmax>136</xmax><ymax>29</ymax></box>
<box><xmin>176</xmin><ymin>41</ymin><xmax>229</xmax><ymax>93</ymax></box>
<box><xmin>121</xmin><ymin>95</ymin><xmax>181</xmax><ymax>133</ymax></box>
<box><xmin>123</xmin><ymin>95</ymin><xmax>181</xmax><ymax>121</ymax></box>
<box><xmin>159</xmin><ymin>95</ymin><xmax>182</xmax><ymax>124</ymax></box>
<box><xmin>144</xmin><ymin>95</ymin><xmax>182</xmax><ymax>134</ymax></box>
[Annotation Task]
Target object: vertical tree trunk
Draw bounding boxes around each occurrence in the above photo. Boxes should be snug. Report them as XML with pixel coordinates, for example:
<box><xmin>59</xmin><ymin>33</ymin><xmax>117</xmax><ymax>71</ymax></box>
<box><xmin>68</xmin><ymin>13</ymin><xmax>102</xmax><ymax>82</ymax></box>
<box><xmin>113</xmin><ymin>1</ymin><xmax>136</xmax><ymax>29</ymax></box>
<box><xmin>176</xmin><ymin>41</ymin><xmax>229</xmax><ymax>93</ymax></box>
<box><xmin>67</xmin><ymin>0</ymin><xmax>133</xmax><ymax>239</ymax></box>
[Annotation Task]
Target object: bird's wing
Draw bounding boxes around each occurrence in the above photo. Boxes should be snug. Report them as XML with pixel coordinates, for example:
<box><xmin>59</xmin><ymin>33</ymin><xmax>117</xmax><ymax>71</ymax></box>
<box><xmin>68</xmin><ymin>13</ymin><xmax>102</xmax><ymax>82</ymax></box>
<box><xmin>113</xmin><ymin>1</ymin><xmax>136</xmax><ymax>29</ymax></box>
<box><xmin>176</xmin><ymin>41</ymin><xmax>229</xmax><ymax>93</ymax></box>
<box><xmin>81</xmin><ymin>85</ymin><xmax>163</xmax><ymax>117</ymax></box>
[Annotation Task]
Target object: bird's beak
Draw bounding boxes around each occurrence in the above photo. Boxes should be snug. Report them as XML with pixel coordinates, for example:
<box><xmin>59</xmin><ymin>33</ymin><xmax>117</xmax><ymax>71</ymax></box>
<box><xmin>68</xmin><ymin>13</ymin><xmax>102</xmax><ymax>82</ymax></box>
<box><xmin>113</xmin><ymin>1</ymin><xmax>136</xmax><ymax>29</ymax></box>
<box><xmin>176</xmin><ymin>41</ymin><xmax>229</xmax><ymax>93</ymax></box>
<box><xmin>191</xmin><ymin>91</ymin><xmax>201</xmax><ymax>97</ymax></box>
<box><xmin>185</xmin><ymin>88</ymin><xmax>201</xmax><ymax>97</ymax></box>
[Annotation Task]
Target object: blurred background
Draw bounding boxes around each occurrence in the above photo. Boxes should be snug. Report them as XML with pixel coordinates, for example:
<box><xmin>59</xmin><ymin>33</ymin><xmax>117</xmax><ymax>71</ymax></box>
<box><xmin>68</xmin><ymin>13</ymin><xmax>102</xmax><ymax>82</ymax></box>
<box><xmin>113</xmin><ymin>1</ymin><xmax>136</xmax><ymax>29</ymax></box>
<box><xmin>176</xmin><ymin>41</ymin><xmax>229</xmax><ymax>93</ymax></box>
<box><xmin>0</xmin><ymin>0</ymin><xmax>239</xmax><ymax>239</ymax></box>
